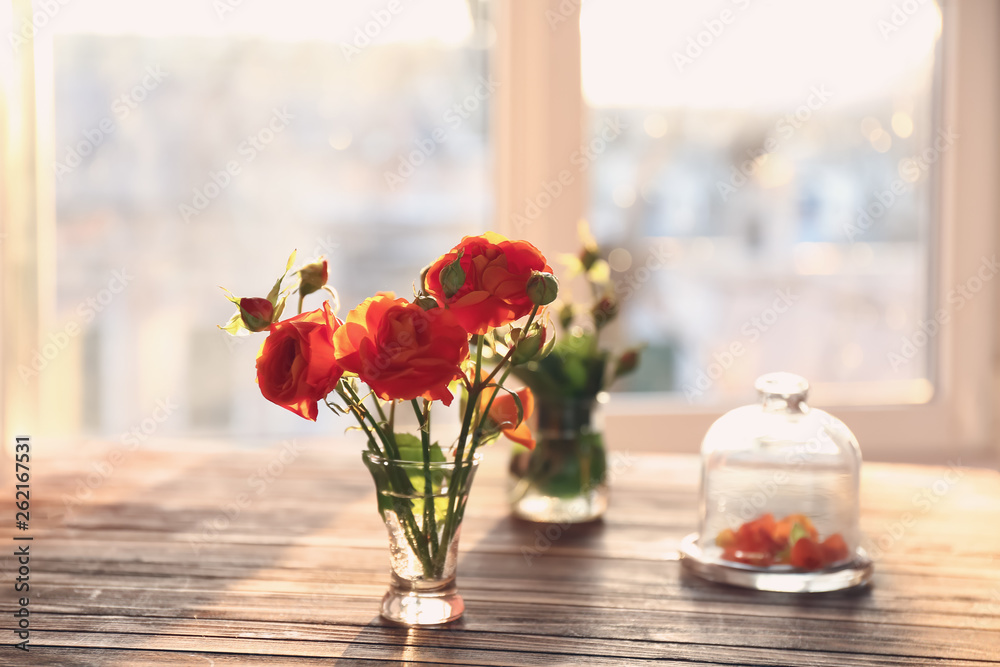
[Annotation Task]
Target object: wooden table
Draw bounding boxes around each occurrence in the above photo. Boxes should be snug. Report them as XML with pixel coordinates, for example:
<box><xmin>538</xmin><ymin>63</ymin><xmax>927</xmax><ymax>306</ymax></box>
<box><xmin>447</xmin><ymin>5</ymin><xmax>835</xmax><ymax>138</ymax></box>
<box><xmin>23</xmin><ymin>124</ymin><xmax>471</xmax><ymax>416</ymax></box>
<box><xmin>8</xmin><ymin>441</ymin><xmax>1000</xmax><ymax>665</ymax></box>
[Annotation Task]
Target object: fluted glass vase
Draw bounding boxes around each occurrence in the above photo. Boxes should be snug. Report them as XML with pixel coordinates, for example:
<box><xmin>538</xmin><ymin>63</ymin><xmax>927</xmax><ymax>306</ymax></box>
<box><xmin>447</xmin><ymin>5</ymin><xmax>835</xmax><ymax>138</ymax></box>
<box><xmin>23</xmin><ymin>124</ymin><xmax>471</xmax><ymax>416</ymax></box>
<box><xmin>363</xmin><ymin>451</ymin><xmax>480</xmax><ymax>625</ymax></box>
<box><xmin>509</xmin><ymin>397</ymin><xmax>608</xmax><ymax>523</ymax></box>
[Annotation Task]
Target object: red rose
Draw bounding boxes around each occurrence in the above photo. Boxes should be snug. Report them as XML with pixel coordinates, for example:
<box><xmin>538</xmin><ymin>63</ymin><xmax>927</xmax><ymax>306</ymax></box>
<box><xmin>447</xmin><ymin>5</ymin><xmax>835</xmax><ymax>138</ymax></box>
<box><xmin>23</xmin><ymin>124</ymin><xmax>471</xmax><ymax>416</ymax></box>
<box><xmin>256</xmin><ymin>301</ymin><xmax>344</xmax><ymax>421</ymax></box>
<box><xmin>334</xmin><ymin>293</ymin><xmax>470</xmax><ymax>405</ymax></box>
<box><xmin>480</xmin><ymin>385</ymin><xmax>535</xmax><ymax>449</ymax></box>
<box><xmin>424</xmin><ymin>232</ymin><xmax>552</xmax><ymax>335</ymax></box>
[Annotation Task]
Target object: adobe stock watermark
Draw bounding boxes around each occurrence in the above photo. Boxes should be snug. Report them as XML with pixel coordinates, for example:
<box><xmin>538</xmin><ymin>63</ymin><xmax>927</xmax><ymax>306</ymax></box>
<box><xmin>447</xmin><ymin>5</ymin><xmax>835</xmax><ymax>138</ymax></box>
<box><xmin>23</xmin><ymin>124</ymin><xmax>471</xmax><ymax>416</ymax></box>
<box><xmin>845</xmin><ymin>127</ymin><xmax>957</xmax><ymax>242</ymax></box>
<box><xmin>859</xmin><ymin>460</ymin><xmax>965</xmax><ymax>562</ymax></box>
<box><xmin>887</xmin><ymin>254</ymin><xmax>998</xmax><ymax>371</ymax></box>
<box><xmin>520</xmin><ymin>451</ymin><xmax>634</xmax><ymax>566</ymax></box>
<box><xmin>877</xmin><ymin>0</ymin><xmax>935</xmax><ymax>40</ymax></box>
<box><xmin>545</xmin><ymin>0</ymin><xmax>589</xmax><ymax>30</ymax></box>
<box><xmin>17</xmin><ymin>268</ymin><xmax>134</xmax><ymax>383</ymax></box>
<box><xmin>511</xmin><ymin>116</ymin><xmax>625</xmax><ymax>231</ymax></box>
<box><xmin>213</xmin><ymin>0</ymin><xmax>247</xmax><ymax>21</ymax></box>
<box><xmin>683</xmin><ymin>288</ymin><xmax>799</xmax><ymax>402</ymax></box>
<box><xmin>188</xmin><ymin>439</ymin><xmax>304</xmax><ymax>554</ymax></box>
<box><xmin>179</xmin><ymin>107</ymin><xmax>294</xmax><ymax>223</ymax></box>
<box><xmin>673</xmin><ymin>0</ymin><xmax>754</xmax><ymax>73</ymax></box>
<box><xmin>55</xmin><ymin>66</ymin><xmax>168</xmax><ymax>181</ymax></box>
<box><xmin>7</xmin><ymin>0</ymin><xmax>72</xmax><ymax>52</ymax></box>
<box><xmin>384</xmin><ymin>76</ymin><xmax>499</xmax><ymax>191</ymax></box>
<box><xmin>51</xmin><ymin>398</ymin><xmax>179</xmax><ymax>523</ymax></box>
<box><xmin>340</xmin><ymin>0</ymin><xmax>408</xmax><ymax>62</ymax></box>
<box><xmin>716</xmin><ymin>85</ymin><xmax>833</xmax><ymax>201</ymax></box>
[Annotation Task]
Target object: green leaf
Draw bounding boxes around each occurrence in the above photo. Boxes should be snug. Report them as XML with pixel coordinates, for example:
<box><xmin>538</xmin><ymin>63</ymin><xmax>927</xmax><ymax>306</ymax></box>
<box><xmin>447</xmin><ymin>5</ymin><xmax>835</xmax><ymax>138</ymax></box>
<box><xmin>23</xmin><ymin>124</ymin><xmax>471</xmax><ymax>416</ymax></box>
<box><xmin>273</xmin><ymin>294</ymin><xmax>287</xmax><ymax>321</ymax></box>
<box><xmin>219</xmin><ymin>286</ymin><xmax>240</xmax><ymax>305</ymax></box>
<box><xmin>285</xmin><ymin>249</ymin><xmax>297</xmax><ymax>272</ymax></box>
<box><xmin>265</xmin><ymin>275</ymin><xmax>283</xmax><ymax>305</ymax></box>
<box><xmin>218</xmin><ymin>311</ymin><xmax>246</xmax><ymax>335</ymax></box>
<box><xmin>510</xmin><ymin>389</ymin><xmax>524</xmax><ymax>427</ymax></box>
<box><xmin>440</xmin><ymin>250</ymin><xmax>466</xmax><ymax>299</ymax></box>
<box><xmin>392</xmin><ymin>433</ymin><xmax>447</xmax><ymax>502</ymax></box>
<box><xmin>394</xmin><ymin>433</ymin><xmax>445</xmax><ymax>463</ymax></box>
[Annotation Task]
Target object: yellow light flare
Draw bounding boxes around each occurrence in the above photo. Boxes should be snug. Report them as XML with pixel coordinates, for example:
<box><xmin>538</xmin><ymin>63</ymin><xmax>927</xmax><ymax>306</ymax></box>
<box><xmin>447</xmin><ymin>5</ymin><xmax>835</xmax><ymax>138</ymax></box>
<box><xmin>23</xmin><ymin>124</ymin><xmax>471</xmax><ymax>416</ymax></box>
<box><xmin>891</xmin><ymin>112</ymin><xmax>914</xmax><ymax>138</ymax></box>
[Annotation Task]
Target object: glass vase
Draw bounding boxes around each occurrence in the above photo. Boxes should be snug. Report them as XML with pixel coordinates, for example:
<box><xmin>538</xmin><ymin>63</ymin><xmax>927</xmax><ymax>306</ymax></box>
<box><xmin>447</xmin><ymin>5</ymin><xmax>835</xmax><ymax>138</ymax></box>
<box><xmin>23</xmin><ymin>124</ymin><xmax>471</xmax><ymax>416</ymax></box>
<box><xmin>509</xmin><ymin>397</ymin><xmax>608</xmax><ymax>523</ymax></box>
<box><xmin>363</xmin><ymin>451</ymin><xmax>481</xmax><ymax>626</ymax></box>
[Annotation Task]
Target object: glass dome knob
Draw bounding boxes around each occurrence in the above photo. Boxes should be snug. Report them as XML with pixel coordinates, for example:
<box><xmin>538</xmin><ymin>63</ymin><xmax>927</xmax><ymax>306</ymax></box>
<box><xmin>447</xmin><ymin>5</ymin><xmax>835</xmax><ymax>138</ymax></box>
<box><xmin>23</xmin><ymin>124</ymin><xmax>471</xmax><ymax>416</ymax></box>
<box><xmin>755</xmin><ymin>372</ymin><xmax>809</xmax><ymax>411</ymax></box>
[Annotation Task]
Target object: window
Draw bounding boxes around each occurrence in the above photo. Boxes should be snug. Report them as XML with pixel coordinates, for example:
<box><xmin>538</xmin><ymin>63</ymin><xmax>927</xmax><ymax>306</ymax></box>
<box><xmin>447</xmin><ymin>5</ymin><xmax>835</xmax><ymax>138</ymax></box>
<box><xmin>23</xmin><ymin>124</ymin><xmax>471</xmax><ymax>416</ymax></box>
<box><xmin>2</xmin><ymin>0</ymin><xmax>996</xmax><ymax>462</ymax></box>
<box><xmin>493</xmin><ymin>0</ymin><xmax>998</xmax><ymax>461</ymax></box>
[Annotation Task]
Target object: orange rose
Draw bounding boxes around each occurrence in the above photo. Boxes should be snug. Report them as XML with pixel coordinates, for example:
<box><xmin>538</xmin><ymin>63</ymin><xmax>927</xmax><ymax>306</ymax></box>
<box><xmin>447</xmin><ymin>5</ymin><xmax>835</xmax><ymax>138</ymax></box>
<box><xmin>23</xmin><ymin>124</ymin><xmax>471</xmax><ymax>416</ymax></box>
<box><xmin>256</xmin><ymin>301</ymin><xmax>343</xmax><ymax>421</ymax></box>
<box><xmin>424</xmin><ymin>231</ymin><xmax>552</xmax><ymax>335</ymax></box>
<box><xmin>479</xmin><ymin>384</ymin><xmax>535</xmax><ymax>449</ymax></box>
<box><xmin>334</xmin><ymin>293</ymin><xmax>470</xmax><ymax>405</ymax></box>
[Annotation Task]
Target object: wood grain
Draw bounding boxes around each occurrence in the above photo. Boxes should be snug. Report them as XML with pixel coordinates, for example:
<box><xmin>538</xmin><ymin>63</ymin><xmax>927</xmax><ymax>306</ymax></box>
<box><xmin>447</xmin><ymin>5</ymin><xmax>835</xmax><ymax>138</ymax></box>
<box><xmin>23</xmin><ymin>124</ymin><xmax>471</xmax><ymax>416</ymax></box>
<box><xmin>3</xmin><ymin>440</ymin><xmax>999</xmax><ymax>666</ymax></box>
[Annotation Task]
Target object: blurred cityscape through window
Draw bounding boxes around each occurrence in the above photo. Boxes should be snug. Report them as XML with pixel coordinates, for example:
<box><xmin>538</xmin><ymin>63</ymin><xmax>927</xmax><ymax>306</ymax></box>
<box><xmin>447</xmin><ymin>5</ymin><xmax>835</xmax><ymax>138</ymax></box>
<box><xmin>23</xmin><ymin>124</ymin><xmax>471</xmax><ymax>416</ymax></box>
<box><xmin>50</xmin><ymin>0</ymin><xmax>492</xmax><ymax>439</ymax></box>
<box><xmin>581</xmin><ymin>0</ymin><xmax>942</xmax><ymax>404</ymax></box>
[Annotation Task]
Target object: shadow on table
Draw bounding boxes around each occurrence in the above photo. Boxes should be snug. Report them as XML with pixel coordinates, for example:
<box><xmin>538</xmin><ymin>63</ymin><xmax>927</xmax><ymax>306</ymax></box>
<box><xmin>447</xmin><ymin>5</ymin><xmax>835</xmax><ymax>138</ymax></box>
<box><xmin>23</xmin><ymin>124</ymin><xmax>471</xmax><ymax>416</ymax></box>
<box><xmin>333</xmin><ymin>514</ymin><xmax>610</xmax><ymax>664</ymax></box>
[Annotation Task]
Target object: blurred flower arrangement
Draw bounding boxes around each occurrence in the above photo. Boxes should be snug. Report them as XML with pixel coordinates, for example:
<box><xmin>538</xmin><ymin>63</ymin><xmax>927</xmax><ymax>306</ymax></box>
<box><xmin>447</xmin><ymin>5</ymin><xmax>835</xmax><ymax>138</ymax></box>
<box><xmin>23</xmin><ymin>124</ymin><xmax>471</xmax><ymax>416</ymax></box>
<box><xmin>218</xmin><ymin>232</ymin><xmax>558</xmax><ymax>624</ymax></box>
<box><xmin>512</xmin><ymin>221</ymin><xmax>641</xmax><ymax>399</ymax></box>
<box><xmin>507</xmin><ymin>222</ymin><xmax>642</xmax><ymax>522</ymax></box>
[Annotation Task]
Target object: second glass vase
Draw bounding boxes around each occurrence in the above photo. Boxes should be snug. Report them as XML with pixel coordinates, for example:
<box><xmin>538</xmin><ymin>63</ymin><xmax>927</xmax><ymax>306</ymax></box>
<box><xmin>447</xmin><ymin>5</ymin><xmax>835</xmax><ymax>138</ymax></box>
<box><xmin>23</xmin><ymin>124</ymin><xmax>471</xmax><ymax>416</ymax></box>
<box><xmin>509</xmin><ymin>397</ymin><xmax>608</xmax><ymax>523</ymax></box>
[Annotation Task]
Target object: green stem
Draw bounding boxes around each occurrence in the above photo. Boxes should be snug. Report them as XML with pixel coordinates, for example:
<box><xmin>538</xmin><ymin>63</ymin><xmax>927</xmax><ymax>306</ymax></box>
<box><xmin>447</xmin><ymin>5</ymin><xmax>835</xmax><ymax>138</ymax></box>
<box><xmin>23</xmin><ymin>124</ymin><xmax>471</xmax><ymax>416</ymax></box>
<box><xmin>297</xmin><ymin>293</ymin><xmax>305</xmax><ymax>315</ymax></box>
<box><xmin>331</xmin><ymin>390</ymin><xmax>382</xmax><ymax>457</ymax></box>
<box><xmin>412</xmin><ymin>399</ymin><xmax>439</xmax><ymax>556</ymax></box>
<box><xmin>475</xmin><ymin>306</ymin><xmax>538</xmax><ymax>450</ymax></box>
<box><xmin>342</xmin><ymin>383</ymin><xmax>433</xmax><ymax>573</ymax></box>
<box><xmin>439</xmin><ymin>307</ymin><xmax>541</xmax><ymax>570</ymax></box>
<box><xmin>372</xmin><ymin>395</ymin><xmax>400</xmax><ymax>459</ymax></box>
<box><xmin>343</xmin><ymin>382</ymin><xmax>398</xmax><ymax>459</ymax></box>
<box><xmin>434</xmin><ymin>335</ymin><xmax>484</xmax><ymax>571</ymax></box>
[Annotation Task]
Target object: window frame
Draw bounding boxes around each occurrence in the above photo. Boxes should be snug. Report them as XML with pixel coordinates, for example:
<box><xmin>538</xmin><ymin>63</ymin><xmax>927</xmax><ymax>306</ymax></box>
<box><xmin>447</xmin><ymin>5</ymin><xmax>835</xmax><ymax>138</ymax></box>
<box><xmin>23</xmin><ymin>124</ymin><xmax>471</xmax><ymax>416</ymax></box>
<box><xmin>493</xmin><ymin>0</ymin><xmax>999</xmax><ymax>464</ymax></box>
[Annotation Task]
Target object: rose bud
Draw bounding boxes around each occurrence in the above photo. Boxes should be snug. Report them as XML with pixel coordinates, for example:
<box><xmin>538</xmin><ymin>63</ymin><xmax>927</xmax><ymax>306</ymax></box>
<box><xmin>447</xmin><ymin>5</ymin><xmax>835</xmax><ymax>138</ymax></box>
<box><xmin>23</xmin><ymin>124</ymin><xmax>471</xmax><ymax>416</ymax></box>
<box><xmin>510</xmin><ymin>326</ymin><xmax>548</xmax><ymax>365</ymax></box>
<box><xmin>592</xmin><ymin>295</ymin><xmax>619</xmax><ymax>328</ymax></box>
<box><xmin>298</xmin><ymin>259</ymin><xmax>329</xmax><ymax>297</ymax></box>
<box><xmin>613</xmin><ymin>347</ymin><xmax>641</xmax><ymax>379</ymax></box>
<box><xmin>526</xmin><ymin>271</ymin><xmax>559</xmax><ymax>307</ymax></box>
<box><xmin>240</xmin><ymin>297</ymin><xmax>275</xmax><ymax>332</ymax></box>
<box><xmin>579</xmin><ymin>246</ymin><xmax>601</xmax><ymax>272</ymax></box>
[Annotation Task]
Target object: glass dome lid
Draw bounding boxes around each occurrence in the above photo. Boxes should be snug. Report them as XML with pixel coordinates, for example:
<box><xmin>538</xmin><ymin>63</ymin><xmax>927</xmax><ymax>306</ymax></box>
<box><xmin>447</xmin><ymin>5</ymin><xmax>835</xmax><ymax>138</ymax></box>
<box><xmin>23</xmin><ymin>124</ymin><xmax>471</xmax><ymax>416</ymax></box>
<box><xmin>680</xmin><ymin>373</ymin><xmax>873</xmax><ymax>593</ymax></box>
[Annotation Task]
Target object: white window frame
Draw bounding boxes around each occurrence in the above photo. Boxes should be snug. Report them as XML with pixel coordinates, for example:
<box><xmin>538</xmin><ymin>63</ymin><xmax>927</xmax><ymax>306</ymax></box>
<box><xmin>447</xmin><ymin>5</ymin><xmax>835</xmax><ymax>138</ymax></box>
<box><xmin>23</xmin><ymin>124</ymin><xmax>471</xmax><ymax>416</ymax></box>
<box><xmin>493</xmin><ymin>0</ymin><xmax>999</xmax><ymax>464</ymax></box>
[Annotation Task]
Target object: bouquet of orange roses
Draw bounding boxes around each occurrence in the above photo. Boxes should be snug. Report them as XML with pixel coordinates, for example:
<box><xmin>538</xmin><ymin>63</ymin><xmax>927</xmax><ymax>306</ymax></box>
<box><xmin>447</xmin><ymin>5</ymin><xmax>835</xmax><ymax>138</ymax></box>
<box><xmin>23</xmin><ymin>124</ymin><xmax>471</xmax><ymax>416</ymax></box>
<box><xmin>219</xmin><ymin>232</ymin><xmax>557</xmax><ymax>625</ymax></box>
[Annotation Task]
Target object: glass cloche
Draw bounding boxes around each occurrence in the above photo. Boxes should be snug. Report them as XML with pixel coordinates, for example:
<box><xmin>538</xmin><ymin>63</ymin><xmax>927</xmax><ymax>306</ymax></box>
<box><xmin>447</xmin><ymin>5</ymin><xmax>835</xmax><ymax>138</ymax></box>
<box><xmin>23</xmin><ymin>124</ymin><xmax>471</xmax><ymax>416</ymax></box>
<box><xmin>680</xmin><ymin>372</ymin><xmax>873</xmax><ymax>592</ymax></box>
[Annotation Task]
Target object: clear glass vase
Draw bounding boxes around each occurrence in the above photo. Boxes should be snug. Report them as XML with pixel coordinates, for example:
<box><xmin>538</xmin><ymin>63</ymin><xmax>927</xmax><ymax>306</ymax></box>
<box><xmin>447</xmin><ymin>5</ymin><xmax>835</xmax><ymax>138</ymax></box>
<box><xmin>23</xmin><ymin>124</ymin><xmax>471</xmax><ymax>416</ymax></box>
<box><xmin>509</xmin><ymin>397</ymin><xmax>608</xmax><ymax>523</ymax></box>
<box><xmin>680</xmin><ymin>372</ymin><xmax>873</xmax><ymax>592</ymax></box>
<box><xmin>363</xmin><ymin>451</ymin><xmax>481</xmax><ymax>625</ymax></box>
